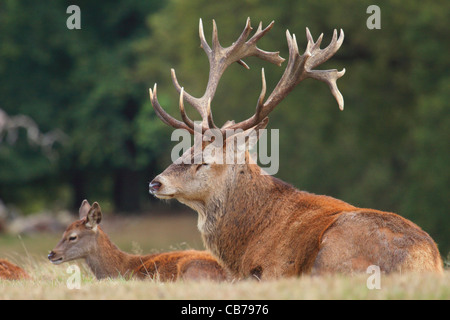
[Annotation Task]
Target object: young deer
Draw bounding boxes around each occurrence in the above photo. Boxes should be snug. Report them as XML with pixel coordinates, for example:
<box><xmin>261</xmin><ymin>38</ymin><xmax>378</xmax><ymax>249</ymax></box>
<box><xmin>0</xmin><ymin>259</ymin><xmax>30</xmax><ymax>280</ymax></box>
<box><xmin>148</xmin><ymin>18</ymin><xmax>443</xmax><ymax>279</ymax></box>
<box><xmin>48</xmin><ymin>200</ymin><xmax>227</xmax><ymax>281</ymax></box>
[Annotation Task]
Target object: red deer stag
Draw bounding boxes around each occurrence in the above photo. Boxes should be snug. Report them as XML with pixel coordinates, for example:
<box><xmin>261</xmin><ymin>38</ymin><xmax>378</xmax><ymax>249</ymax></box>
<box><xmin>148</xmin><ymin>18</ymin><xmax>443</xmax><ymax>279</ymax></box>
<box><xmin>48</xmin><ymin>200</ymin><xmax>227</xmax><ymax>281</ymax></box>
<box><xmin>0</xmin><ymin>259</ymin><xmax>30</xmax><ymax>280</ymax></box>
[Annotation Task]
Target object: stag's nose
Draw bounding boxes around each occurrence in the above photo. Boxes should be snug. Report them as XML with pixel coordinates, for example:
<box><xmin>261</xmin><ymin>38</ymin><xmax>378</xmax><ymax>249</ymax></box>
<box><xmin>149</xmin><ymin>180</ymin><xmax>162</xmax><ymax>194</ymax></box>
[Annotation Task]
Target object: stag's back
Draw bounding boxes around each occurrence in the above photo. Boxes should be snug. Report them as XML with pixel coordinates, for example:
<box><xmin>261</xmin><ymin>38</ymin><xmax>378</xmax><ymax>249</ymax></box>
<box><xmin>313</xmin><ymin>210</ymin><xmax>443</xmax><ymax>274</ymax></box>
<box><xmin>205</xmin><ymin>172</ymin><xmax>443</xmax><ymax>278</ymax></box>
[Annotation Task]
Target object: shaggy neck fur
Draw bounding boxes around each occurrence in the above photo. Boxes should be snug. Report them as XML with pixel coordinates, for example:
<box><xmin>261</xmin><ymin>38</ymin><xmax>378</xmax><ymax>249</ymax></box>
<box><xmin>198</xmin><ymin>164</ymin><xmax>357</xmax><ymax>278</ymax></box>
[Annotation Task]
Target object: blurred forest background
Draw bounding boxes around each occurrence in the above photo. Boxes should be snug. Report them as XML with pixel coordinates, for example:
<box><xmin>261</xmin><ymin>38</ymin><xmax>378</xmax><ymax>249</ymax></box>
<box><xmin>0</xmin><ymin>0</ymin><xmax>448</xmax><ymax>256</ymax></box>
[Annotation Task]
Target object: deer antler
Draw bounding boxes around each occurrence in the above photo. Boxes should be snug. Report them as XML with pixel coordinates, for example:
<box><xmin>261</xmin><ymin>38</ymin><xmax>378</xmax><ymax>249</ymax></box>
<box><xmin>149</xmin><ymin>20</ymin><xmax>345</xmax><ymax>135</ymax></box>
<box><xmin>149</xmin><ymin>18</ymin><xmax>285</xmax><ymax>133</ymax></box>
<box><xmin>226</xmin><ymin>27</ymin><xmax>345</xmax><ymax>132</ymax></box>
<box><xmin>149</xmin><ymin>84</ymin><xmax>195</xmax><ymax>134</ymax></box>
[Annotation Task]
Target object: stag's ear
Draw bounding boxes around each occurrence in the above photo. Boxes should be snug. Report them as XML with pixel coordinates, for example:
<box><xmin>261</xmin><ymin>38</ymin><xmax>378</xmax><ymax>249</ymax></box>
<box><xmin>85</xmin><ymin>202</ymin><xmax>102</xmax><ymax>230</ymax></box>
<box><xmin>79</xmin><ymin>200</ymin><xmax>91</xmax><ymax>220</ymax></box>
<box><xmin>223</xmin><ymin>117</ymin><xmax>269</xmax><ymax>163</ymax></box>
<box><xmin>224</xmin><ymin>117</ymin><xmax>269</xmax><ymax>145</ymax></box>
<box><xmin>248</xmin><ymin>117</ymin><xmax>269</xmax><ymax>138</ymax></box>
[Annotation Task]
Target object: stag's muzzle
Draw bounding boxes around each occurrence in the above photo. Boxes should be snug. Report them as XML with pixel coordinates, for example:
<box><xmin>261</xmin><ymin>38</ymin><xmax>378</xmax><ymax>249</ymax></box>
<box><xmin>149</xmin><ymin>180</ymin><xmax>162</xmax><ymax>194</ymax></box>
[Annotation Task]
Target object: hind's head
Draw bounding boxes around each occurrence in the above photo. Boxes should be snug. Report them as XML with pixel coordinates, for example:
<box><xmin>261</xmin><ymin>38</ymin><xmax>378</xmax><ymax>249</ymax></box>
<box><xmin>48</xmin><ymin>200</ymin><xmax>102</xmax><ymax>265</ymax></box>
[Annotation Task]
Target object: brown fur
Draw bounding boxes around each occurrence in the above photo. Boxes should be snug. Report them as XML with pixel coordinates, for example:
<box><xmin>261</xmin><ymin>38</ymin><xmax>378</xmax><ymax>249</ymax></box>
<box><xmin>83</xmin><ymin>227</ymin><xmax>227</xmax><ymax>281</ymax></box>
<box><xmin>148</xmin><ymin>19</ymin><xmax>442</xmax><ymax>279</ymax></box>
<box><xmin>313</xmin><ymin>210</ymin><xmax>443</xmax><ymax>274</ymax></box>
<box><xmin>49</xmin><ymin>201</ymin><xmax>228</xmax><ymax>281</ymax></box>
<box><xmin>0</xmin><ymin>259</ymin><xmax>30</xmax><ymax>280</ymax></box>
<box><xmin>152</xmin><ymin>161</ymin><xmax>443</xmax><ymax>279</ymax></box>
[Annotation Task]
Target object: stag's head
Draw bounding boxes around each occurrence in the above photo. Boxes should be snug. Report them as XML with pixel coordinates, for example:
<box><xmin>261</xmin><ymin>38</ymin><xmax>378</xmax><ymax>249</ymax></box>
<box><xmin>149</xmin><ymin>18</ymin><xmax>345</xmax><ymax>216</ymax></box>
<box><xmin>48</xmin><ymin>200</ymin><xmax>102</xmax><ymax>265</ymax></box>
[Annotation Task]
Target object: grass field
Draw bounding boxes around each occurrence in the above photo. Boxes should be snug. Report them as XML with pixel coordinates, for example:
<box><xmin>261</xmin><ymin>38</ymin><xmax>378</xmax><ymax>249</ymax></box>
<box><xmin>0</xmin><ymin>213</ymin><xmax>448</xmax><ymax>300</ymax></box>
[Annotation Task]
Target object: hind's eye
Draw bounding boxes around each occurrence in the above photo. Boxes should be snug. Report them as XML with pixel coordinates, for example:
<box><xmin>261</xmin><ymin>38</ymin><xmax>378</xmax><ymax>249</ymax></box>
<box><xmin>68</xmin><ymin>235</ymin><xmax>78</xmax><ymax>242</ymax></box>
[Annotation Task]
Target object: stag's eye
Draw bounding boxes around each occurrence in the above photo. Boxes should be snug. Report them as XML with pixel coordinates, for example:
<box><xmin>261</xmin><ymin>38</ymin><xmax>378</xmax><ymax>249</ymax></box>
<box><xmin>68</xmin><ymin>235</ymin><xmax>78</xmax><ymax>242</ymax></box>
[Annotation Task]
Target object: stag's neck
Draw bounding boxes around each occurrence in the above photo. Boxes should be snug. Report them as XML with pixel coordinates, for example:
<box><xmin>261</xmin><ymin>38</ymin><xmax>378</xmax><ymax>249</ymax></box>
<box><xmin>84</xmin><ymin>228</ymin><xmax>144</xmax><ymax>280</ymax></box>
<box><xmin>200</xmin><ymin>166</ymin><xmax>296</xmax><ymax>259</ymax></box>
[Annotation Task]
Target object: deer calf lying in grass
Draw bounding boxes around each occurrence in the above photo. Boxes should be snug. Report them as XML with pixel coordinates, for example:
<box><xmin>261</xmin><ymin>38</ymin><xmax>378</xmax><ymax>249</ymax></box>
<box><xmin>48</xmin><ymin>200</ymin><xmax>227</xmax><ymax>281</ymax></box>
<box><xmin>0</xmin><ymin>259</ymin><xmax>30</xmax><ymax>280</ymax></box>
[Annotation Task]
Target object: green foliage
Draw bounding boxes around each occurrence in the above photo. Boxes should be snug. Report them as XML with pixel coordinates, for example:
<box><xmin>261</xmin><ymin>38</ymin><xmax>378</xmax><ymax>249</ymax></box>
<box><xmin>0</xmin><ymin>1</ymin><xmax>448</xmax><ymax>253</ymax></box>
<box><xmin>0</xmin><ymin>0</ymin><xmax>166</xmax><ymax>211</ymax></box>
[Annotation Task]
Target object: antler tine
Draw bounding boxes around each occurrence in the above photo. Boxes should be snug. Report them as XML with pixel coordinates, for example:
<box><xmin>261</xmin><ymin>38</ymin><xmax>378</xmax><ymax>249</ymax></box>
<box><xmin>248</xmin><ymin>21</ymin><xmax>272</xmax><ymax>44</ymax></box>
<box><xmin>308</xmin><ymin>68</ymin><xmax>346</xmax><ymax>110</ymax></box>
<box><xmin>206</xmin><ymin>98</ymin><xmax>219</xmax><ymax>130</ymax></box>
<box><xmin>178</xmin><ymin>88</ymin><xmax>196</xmax><ymax>130</ymax></box>
<box><xmin>306</xmin><ymin>27</ymin><xmax>314</xmax><ymax>43</ymax></box>
<box><xmin>238</xmin><ymin>19</ymin><xmax>285</xmax><ymax>67</ymax></box>
<box><xmin>149</xmin><ymin>85</ymin><xmax>169</xmax><ymax>126</ymax></box>
<box><xmin>255</xmin><ymin>68</ymin><xmax>267</xmax><ymax>119</ymax></box>
<box><xmin>199</xmin><ymin>18</ymin><xmax>211</xmax><ymax>53</ymax></box>
<box><xmin>178</xmin><ymin>87</ymin><xmax>218</xmax><ymax>133</ymax></box>
<box><xmin>237</xmin><ymin>60</ymin><xmax>250</xmax><ymax>70</ymax></box>
<box><xmin>306</xmin><ymin>28</ymin><xmax>344</xmax><ymax>70</ymax></box>
<box><xmin>233</xmin><ymin>18</ymin><xmax>254</xmax><ymax>70</ymax></box>
<box><xmin>149</xmin><ymin>85</ymin><xmax>194</xmax><ymax>134</ymax></box>
<box><xmin>233</xmin><ymin>17</ymin><xmax>253</xmax><ymax>49</ymax></box>
<box><xmin>291</xmin><ymin>33</ymin><xmax>300</xmax><ymax>57</ymax></box>
<box><xmin>212</xmin><ymin>19</ymin><xmax>221</xmax><ymax>52</ymax></box>
<box><xmin>170</xmin><ymin>69</ymin><xmax>205</xmax><ymax>118</ymax></box>
<box><xmin>306</xmin><ymin>27</ymin><xmax>323</xmax><ymax>52</ymax></box>
<box><xmin>235</xmin><ymin>20</ymin><xmax>282</xmax><ymax>70</ymax></box>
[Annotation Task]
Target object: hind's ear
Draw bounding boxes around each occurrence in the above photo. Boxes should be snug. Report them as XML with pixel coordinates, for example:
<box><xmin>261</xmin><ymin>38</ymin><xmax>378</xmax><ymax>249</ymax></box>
<box><xmin>79</xmin><ymin>200</ymin><xmax>91</xmax><ymax>220</ymax></box>
<box><xmin>85</xmin><ymin>202</ymin><xmax>102</xmax><ymax>230</ymax></box>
